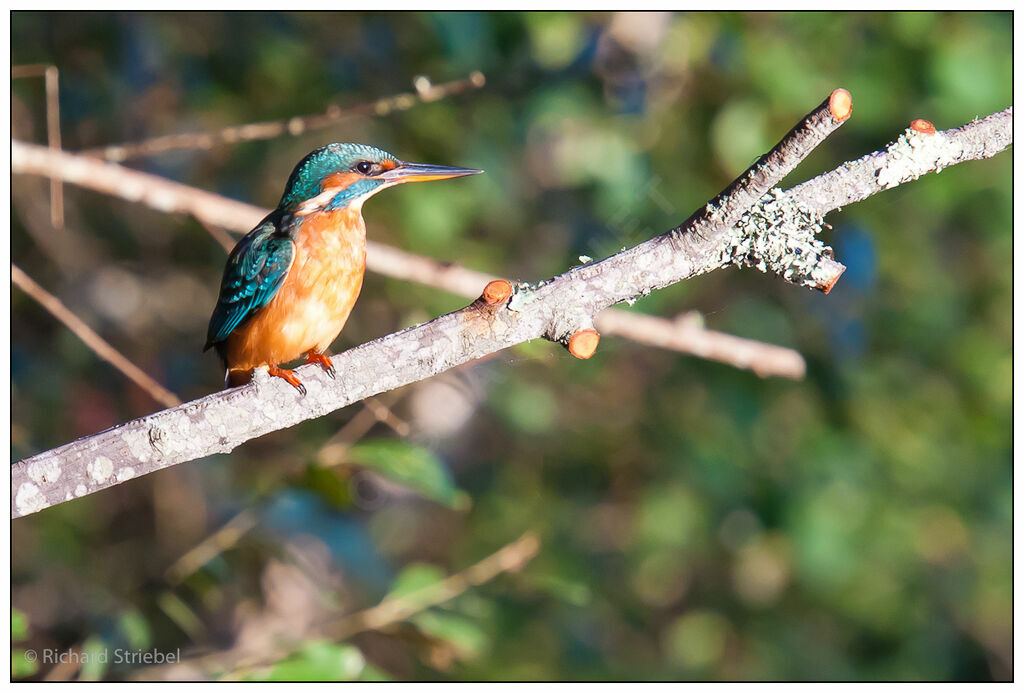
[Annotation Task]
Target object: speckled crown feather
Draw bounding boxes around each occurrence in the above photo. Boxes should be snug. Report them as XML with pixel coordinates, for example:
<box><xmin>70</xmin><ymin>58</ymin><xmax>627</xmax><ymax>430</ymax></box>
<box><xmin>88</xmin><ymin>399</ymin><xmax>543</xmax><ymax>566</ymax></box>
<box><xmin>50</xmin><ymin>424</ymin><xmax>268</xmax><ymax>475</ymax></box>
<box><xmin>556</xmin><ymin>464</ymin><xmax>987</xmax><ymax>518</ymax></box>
<box><xmin>279</xmin><ymin>143</ymin><xmax>397</xmax><ymax>209</ymax></box>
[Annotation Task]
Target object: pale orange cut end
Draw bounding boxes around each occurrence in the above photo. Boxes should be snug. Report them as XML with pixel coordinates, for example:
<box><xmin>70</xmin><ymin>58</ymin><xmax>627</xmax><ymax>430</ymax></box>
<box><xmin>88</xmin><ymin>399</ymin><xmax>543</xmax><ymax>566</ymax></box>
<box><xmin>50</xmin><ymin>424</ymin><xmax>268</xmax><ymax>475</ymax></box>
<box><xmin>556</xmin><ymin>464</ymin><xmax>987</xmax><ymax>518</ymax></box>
<box><xmin>910</xmin><ymin>119</ymin><xmax>936</xmax><ymax>135</ymax></box>
<box><xmin>819</xmin><ymin>267</ymin><xmax>846</xmax><ymax>295</ymax></box>
<box><xmin>568</xmin><ymin>329</ymin><xmax>600</xmax><ymax>359</ymax></box>
<box><xmin>482</xmin><ymin>279</ymin><xmax>512</xmax><ymax>305</ymax></box>
<box><xmin>829</xmin><ymin>89</ymin><xmax>853</xmax><ymax>122</ymax></box>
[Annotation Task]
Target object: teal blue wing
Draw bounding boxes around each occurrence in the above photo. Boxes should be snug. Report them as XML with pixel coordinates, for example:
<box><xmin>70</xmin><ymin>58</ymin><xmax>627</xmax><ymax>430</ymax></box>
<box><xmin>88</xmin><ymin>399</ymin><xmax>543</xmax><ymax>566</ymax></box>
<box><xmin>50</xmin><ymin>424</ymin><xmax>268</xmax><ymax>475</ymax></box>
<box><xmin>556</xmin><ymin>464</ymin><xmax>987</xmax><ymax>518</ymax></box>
<box><xmin>204</xmin><ymin>214</ymin><xmax>295</xmax><ymax>351</ymax></box>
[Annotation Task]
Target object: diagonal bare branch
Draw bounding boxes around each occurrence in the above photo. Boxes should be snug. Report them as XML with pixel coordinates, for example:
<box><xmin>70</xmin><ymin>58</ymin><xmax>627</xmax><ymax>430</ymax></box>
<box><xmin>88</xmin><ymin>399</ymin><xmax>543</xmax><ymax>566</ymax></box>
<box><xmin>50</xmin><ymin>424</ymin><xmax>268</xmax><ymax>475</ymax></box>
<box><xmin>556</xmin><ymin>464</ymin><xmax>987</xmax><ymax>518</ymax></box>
<box><xmin>12</xmin><ymin>263</ymin><xmax>182</xmax><ymax>409</ymax></box>
<box><xmin>81</xmin><ymin>72</ymin><xmax>486</xmax><ymax>163</ymax></box>
<box><xmin>10</xmin><ymin>97</ymin><xmax>1011</xmax><ymax>519</ymax></box>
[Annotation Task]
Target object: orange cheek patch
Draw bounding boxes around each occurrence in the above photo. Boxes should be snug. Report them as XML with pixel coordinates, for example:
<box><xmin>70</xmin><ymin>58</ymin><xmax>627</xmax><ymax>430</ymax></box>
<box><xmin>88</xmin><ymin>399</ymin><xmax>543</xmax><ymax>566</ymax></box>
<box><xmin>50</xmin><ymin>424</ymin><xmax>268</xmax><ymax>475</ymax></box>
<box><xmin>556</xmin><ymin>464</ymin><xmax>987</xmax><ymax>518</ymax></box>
<box><xmin>321</xmin><ymin>171</ymin><xmax>361</xmax><ymax>191</ymax></box>
<box><xmin>380</xmin><ymin>159</ymin><xmax>398</xmax><ymax>171</ymax></box>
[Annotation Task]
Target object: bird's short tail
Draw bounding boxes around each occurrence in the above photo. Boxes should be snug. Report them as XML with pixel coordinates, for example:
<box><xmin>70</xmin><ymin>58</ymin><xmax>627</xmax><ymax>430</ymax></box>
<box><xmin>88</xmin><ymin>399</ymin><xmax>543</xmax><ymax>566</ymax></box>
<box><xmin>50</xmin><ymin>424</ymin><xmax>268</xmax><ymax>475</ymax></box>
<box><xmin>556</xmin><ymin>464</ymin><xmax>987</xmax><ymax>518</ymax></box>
<box><xmin>209</xmin><ymin>340</ymin><xmax>251</xmax><ymax>389</ymax></box>
<box><xmin>225</xmin><ymin>368</ymin><xmax>253</xmax><ymax>389</ymax></box>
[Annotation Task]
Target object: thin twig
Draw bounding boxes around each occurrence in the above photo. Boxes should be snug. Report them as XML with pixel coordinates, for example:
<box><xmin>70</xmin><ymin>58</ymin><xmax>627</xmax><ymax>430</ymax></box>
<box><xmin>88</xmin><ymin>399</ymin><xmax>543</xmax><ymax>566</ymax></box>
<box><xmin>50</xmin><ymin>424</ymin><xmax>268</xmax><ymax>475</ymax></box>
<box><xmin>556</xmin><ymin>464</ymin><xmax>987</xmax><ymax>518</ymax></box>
<box><xmin>11</xmin><ymin>263</ymin><xmax>182</xmax><ymax>410</ymax></box>
<box><xmin>163</xmin><ymin>509</ymin><xmax>258</xmax><ymax>585</ymax></box>
<box><xmin>325</xmin><ymin>531</ymin><xmax>540</xmax><ymax>640</ymax></box>
<box><xmin>10</xmin><ymin>139</ymin><xmax>807</xmax><ymax>379</ymax></box>
<box><xmin>360</xmin><ymin>396</ymin><xmax>411</xmax><ymax>437</ymax></box>
<box><xmin>317</xmin><ymin>391</ymin><xmax>409</xmax><ymax>467</ymax></box>
<box><xmin>12</xmin><ymin>63</ymin><xmax>63</xmax><ymax>228</ymax></box>
<box><xmin>196</xmin><ymin>219</ymin><xmax>236</xmax><ymax>253</ymax></box>
<box><xmin>82</xmin><ymin>72</ymin><xmax>486</xmax><ymax>163</ymax></box>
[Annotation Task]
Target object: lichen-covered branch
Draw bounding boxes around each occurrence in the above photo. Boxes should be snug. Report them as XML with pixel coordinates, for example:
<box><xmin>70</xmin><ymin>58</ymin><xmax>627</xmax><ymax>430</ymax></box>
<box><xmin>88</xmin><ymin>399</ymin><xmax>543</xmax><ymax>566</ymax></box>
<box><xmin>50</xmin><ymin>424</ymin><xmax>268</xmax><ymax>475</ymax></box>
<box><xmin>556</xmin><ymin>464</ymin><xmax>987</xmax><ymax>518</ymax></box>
<box><xmin>11</xmin><ymin>95</ymin><xmax>1012</xmax><ymax>518</ymax></box>
<box><xmin>788</xmin><ymin>109</ymin><xmax>1012</xmax><ymax>215</ymax></box>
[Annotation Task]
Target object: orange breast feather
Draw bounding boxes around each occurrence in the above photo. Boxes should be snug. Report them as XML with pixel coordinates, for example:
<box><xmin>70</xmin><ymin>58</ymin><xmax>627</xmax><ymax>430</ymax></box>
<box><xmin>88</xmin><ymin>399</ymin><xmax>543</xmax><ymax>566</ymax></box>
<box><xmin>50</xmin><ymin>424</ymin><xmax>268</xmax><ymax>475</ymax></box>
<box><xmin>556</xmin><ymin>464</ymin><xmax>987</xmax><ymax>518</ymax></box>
<box><xmin>225</xmin><ymin>208</ymin><xmax>367</xmax><ymax>371</ymax></box>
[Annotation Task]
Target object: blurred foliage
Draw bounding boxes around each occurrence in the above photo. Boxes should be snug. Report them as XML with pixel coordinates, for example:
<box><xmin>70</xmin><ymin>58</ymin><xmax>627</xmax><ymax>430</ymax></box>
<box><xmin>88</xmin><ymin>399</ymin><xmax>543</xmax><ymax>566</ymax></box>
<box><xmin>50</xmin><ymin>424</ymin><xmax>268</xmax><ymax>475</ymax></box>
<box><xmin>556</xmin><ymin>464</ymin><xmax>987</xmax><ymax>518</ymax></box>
<box><xmin>11</xmin><ymin>608</ymin><xmax>37</xmax><ymax>679</ymax></box>
<box><xmin>11</xmin><ymin>11</ymin><xmax>1011</xmax><ymax>682</ymax></box>
<box><xmin>347</xmin><ymin>440</ymin><xmax>470</xmax><ymax>510</ymax></box>
<box><xmin>253</xmin><ymin>641</ymin><xmax>372</xmax><ymax>682</ymax></box>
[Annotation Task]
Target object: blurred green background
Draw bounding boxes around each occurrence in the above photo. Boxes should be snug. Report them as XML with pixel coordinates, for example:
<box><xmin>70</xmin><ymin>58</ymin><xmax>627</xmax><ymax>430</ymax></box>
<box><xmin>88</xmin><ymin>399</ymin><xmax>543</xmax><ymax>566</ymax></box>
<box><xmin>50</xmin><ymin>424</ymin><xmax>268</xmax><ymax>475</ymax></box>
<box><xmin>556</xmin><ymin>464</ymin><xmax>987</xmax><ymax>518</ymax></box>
<box><xmin>11</xmin><ymin>11</ymin><xmax>1011</xmax><ymax>681</ymax></box>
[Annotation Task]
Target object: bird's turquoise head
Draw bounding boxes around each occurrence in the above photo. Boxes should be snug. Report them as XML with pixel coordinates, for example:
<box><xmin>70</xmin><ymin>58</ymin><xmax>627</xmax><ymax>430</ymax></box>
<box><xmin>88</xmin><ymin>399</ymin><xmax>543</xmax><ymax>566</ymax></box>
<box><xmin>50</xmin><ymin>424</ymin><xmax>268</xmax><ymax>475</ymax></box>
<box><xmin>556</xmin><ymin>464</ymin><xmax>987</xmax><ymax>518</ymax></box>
<box><xmin>279</xmin><ymin>142</ymin><xmax>481</xmax><ymax>213</ymax></box>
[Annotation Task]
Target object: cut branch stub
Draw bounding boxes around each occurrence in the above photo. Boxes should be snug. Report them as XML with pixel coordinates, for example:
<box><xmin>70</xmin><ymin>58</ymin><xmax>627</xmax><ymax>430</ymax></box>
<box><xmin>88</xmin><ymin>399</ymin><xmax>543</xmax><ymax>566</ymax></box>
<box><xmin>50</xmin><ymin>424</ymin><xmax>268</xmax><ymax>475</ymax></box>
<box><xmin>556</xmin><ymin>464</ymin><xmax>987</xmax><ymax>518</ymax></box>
<box><xmin>817</xmin><ymin>260</ymin><xmax>846</xmax><ymax>294</ymax></box>
<box><xmin>481</xmin><ymin>279</ymin><xmax>513</xmax><ymax>305</ymax></box>
<box><xmin>829</xmin><ymin>88</ymin><xmax>853</xmax><ymax>122</ymax></box>
<box><xmin>567</xmin><ymin>329</ymin><xmax>601</xmax><ymax>360</ymax></box>
<box><xmin>910</xmin><ymin>119</ymin><xmax>936</xmax><ymax>135</ymax></box>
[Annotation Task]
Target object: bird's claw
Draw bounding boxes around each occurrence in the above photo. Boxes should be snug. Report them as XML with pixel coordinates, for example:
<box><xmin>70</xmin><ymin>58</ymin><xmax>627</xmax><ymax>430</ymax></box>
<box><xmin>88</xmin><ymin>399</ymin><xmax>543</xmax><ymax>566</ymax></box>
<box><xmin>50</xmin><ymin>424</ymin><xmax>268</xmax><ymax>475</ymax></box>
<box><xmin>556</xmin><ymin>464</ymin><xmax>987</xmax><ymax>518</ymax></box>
<box><xmin>306</xmin><ymin>351</ymin><xmax>336</xmax><ymax>379</ymax></box>
<box><xmin>268</xmin><ymin>364</ymin><xmax>307</xmax><ymax>395</ymax></box>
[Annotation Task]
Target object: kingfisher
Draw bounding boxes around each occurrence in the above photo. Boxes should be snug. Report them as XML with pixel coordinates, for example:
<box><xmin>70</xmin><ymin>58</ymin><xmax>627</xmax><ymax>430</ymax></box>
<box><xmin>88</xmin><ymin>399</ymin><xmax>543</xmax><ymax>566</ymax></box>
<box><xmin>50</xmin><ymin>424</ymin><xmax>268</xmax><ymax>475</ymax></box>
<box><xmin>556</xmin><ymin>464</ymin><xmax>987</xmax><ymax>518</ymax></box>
<box><xmin>205</xmin><ymin>142</ymin><xmax>481</xmax><ymax>394</ymax></box>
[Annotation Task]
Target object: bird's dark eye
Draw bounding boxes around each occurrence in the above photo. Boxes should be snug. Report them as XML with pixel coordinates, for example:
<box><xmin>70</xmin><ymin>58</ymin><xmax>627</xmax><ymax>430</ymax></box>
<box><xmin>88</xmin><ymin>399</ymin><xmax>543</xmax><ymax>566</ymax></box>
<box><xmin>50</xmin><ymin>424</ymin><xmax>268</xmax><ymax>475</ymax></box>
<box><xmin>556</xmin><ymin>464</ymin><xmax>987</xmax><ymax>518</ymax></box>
<box><xmin>356</xmin><ymin>161</ymin><xmax>374</xmax><ymax>175</ymax></box>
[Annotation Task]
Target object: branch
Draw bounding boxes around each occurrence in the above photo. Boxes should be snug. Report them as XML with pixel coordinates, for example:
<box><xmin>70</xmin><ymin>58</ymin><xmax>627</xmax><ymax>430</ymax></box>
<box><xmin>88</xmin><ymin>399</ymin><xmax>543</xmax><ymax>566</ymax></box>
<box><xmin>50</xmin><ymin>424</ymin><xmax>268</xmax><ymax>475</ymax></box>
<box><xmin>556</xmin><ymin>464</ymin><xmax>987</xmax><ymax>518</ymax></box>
<box><xmin>81</xmin><ymin>72</ymin><xmax>487</xmax><ymax>162</ymax></box>
<box><xmin>323</xmin><ymin>531</ymin><xmax>540</xmax><ymax>639</ymax></box>
<box><xmin>12</xmin><ymin>63</ymin><xmax>63</xmax><ymax>227</ymax></box>
<box><xmin>11</xmin><ymin>137</ymin><xmax>807</xmax><ymax>378</ymax></box>
<box><xmin>789</xmin><ymin>111</ymin><xmax>1013</xmax><ymax>214</ymax></box>
<box><xmin>11</xmin><ymin>95</ymin><xmax>1013</xmax><ymax>518</ymax></box>
<box><xmin>594</xmin><ymin>310</ymin><xmax>806</xmax><ymax>378</ymax></box>
<box><xmin>11</xmin><ymin>263</ymin><xmax>182</xmax><ymax>409</ymax></box>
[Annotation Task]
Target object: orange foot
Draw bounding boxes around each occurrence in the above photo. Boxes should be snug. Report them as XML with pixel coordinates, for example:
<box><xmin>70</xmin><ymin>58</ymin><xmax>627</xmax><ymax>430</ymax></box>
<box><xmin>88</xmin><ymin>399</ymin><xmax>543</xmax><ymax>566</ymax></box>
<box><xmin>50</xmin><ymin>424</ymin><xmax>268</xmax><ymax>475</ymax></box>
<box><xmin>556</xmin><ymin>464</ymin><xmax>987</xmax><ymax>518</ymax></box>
<box><xmin>268</xmin><ymin>364</ymin><xmax>307</xmax><ymax>396</ymax></box>
<box><xmin>305</xmin><ymin>351</ymin><xmax>336</xmax><ymax>379</ymax></box>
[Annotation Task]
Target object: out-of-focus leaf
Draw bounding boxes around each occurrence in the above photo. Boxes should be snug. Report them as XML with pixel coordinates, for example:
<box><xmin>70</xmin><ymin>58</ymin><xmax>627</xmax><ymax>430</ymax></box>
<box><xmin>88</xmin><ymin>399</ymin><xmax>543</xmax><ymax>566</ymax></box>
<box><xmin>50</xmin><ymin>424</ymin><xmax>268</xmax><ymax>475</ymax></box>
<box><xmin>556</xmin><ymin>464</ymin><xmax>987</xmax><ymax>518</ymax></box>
<box><xmin>156</xmin><ymin>591</ymin><xmax>204</xmax><ymax>642</ymax></box>
<box><xmin>303</xmin><ymin>463</ymin><xmax>353</xmax><ymax>509</ymax></box>
<box><xmin>491</xmin><ymin>379</ymin><xmax>558</xmax><ymax>434</ymax></box>
<box><xmin>79</xmin><ymin>635</ymin><xmax>109</xmax><ymax>681</ymax></box>
<box><xmin>532</xmin><ymin>573</ymin><xmax>592</xmax><ymax>606</ymax></box>
<box><xmin>358</xmin><ymin>661</ymin><xmax>394</xmax><ymax>681</ymax></box>
<box><xmin>348</xmin><ymin>439</ymin><xmax>469</xmax><ymax>510</ymax></box>
<box><xmin>385</xmin><ymin>563</ymin><xmax>446</xmax><ymax>601</ymax></box>
<box><xmin>524</xmin><ymin>12</ymin><xmax>586</xmax><ymax>69</ymax></box>
<box><xmin>11</xmin><ymin>609</ymin><xmax>29</xmax><ymax>641</ymax></box>
<box><xmin>11</xmin><ymin>649</ymin><xmax>37</xmax><ymax>678</ymax></box>
<box><xmin>117</xmin><ymin>609</ymin><xmax>152</xmax><ymax>650</ymax></box>
<box><xmin>412</xmin><ymin>610</ymin><xmax>489</xmax><ymax>659</ymax></box>
<box><xmin>710</xmin><ymin>98</ymin><xmax>772</xmax><ymax>176</ymax></box>
<box><xmin>255</xmin><ymin>641</ymin><xmax>365</xmax><ymax>682</ymax></box>
<box><xmin>663</xmin><ymin>610</ymin><xmax>731</xmax><ymax>671</ymax></box>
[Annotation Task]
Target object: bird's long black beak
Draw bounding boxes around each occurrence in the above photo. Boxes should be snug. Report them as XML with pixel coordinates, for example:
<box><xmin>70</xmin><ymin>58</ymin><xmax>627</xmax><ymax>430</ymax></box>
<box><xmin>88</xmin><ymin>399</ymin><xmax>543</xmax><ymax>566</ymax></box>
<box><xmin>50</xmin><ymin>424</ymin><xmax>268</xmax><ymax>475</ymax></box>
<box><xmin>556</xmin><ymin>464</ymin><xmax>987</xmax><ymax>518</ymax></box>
<box><xmin>378</xmin><ymin>161</ymin><xmax>483</xmax><ymax>184</ymax></box>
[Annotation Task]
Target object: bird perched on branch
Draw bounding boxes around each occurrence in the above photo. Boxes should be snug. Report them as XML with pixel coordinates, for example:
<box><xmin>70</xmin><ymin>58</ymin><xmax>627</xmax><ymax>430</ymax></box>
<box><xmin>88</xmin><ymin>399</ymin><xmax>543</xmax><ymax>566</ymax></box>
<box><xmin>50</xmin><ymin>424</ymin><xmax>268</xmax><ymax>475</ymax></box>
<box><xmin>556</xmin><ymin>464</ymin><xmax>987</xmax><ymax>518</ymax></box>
<box><xmin>205</xmin><ymin>143</ymin><xmax>481</xmax><ymax>393</ymax></box>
